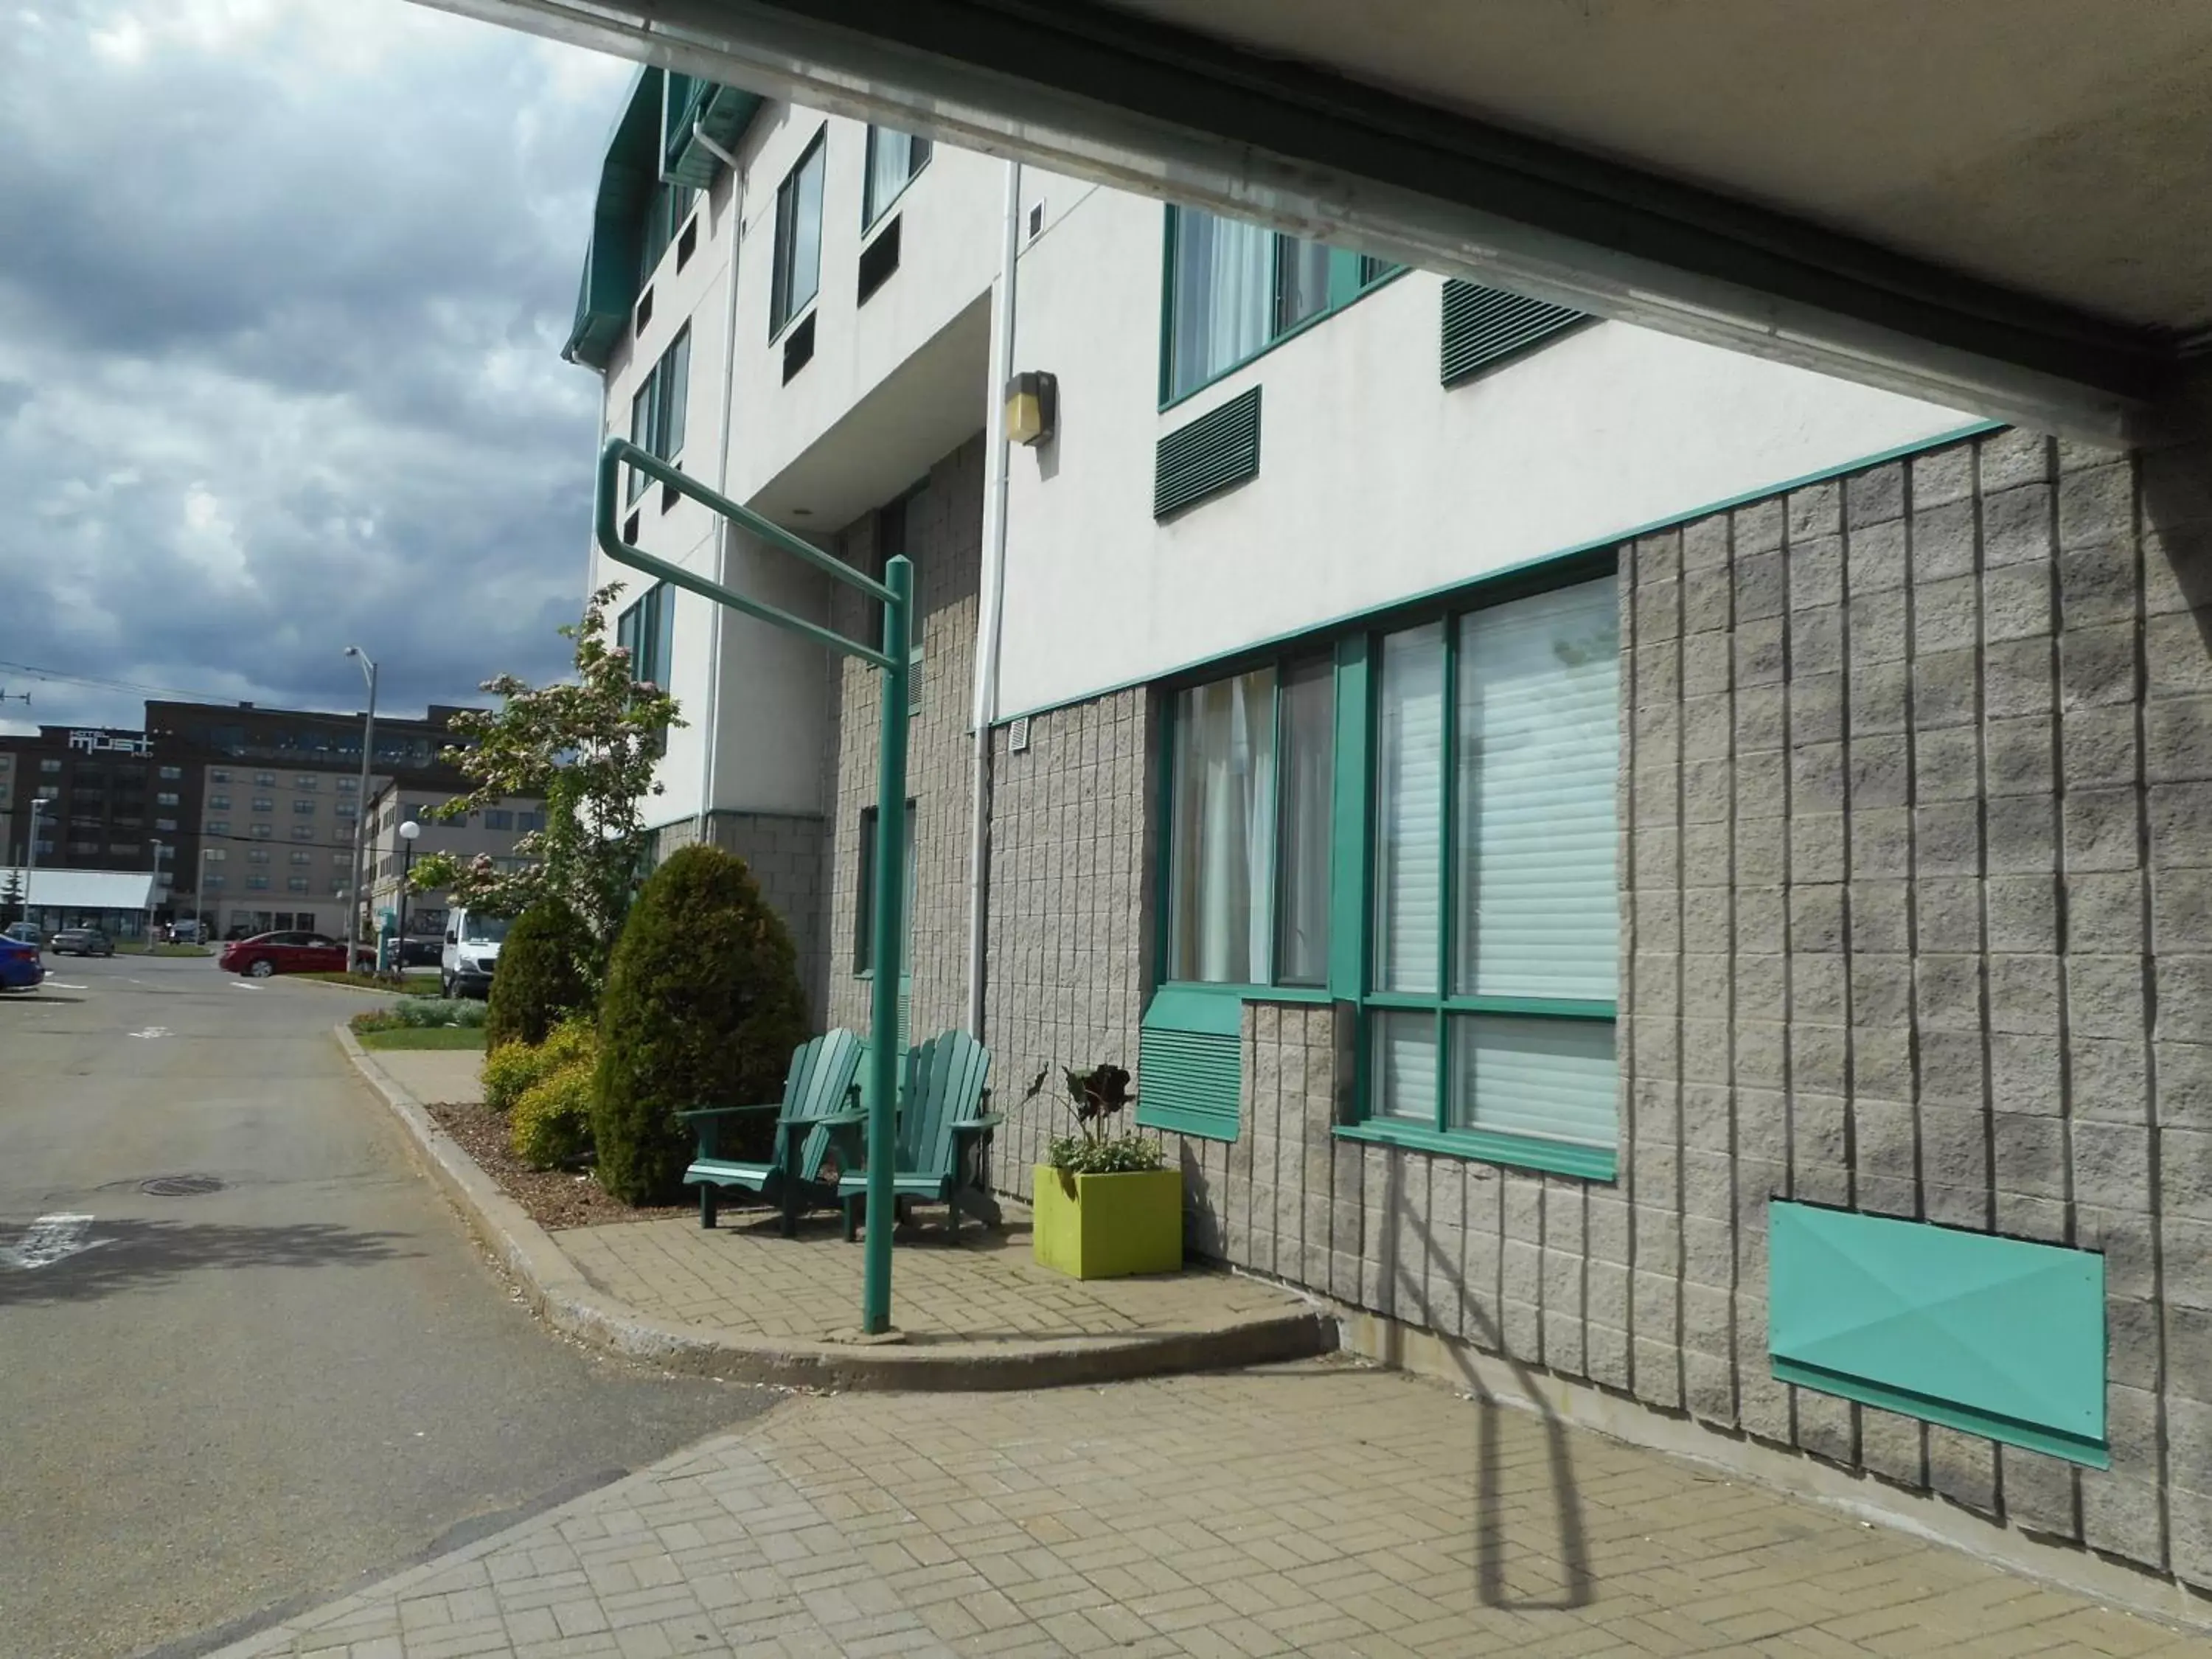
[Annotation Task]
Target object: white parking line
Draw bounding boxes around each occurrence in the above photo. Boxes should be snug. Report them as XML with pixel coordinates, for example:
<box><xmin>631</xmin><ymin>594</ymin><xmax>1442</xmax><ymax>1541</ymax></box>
<box><xmin>229</xmin><ymin>980</ymin><xmax>261</xmax><ymax>990</ymax></box>
<box><xmin>45</xmin><ymin>981</ymin><xmax>88</xmax><ymax>991</ymax></box>
<box><xmin>1</xmin><ymin>1214</ymin><xmax>104</xmax><ymax>1271</ymax></box>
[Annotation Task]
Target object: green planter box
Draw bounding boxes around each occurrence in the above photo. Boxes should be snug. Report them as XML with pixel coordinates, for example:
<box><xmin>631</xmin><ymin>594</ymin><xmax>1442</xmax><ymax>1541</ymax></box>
<box><xmin>1032</xmin><ymin>1166</ymin><xmax>1183</xmax><ymax>1279</ymax></box>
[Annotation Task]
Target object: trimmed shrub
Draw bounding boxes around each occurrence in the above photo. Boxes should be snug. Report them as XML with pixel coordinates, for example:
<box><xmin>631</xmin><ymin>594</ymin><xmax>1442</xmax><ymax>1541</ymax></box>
<box><xmin>485</xmin><ymin>898</ymin><xmax>592</xmax><ymax>1051</ymax></box>
<box><xmin>591</xmin><ymin>845</ymin><xmax>810</xmax><ymax>1203</ymax></box>
<box><xmin>481</xmin><ymin>1018</ymin><xmax>596</xmax><ymax>1113</ymax></box>
<box><xmin>511</xmin><ymin>1063</ymin><xmax>594</xmax><ymax>1169</ymax></box>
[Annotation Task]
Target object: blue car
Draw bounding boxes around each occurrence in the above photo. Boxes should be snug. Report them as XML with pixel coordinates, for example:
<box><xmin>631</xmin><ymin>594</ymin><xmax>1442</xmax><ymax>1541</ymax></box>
<box><xmin>0</xmin><ymin>935</ymin><xmax>43</xmax><ymax>992</ymax></box>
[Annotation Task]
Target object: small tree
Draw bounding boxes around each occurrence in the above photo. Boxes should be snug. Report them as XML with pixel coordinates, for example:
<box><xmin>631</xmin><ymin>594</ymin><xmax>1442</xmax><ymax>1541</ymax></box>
<box><xmin>484</xmin><ymin>897</ymin><xmax>593</xmax><ymax>1051</ymax></box>
<box><xmin>409</xmin><ymin>582</ymin><xmax>681</xmax><ymax>980</ymax></box>
<box><xmin>591</xmin><ymin>845</ymin><xmax>810</xmax><ymax>1204</ymax></box>
<box><xmin>0</xmin><ymin>865</ymin><xmax>21</xmax><ymax>925</ymax></box>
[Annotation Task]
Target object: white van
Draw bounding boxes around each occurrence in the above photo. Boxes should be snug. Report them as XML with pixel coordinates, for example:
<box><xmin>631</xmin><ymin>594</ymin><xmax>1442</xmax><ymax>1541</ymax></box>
<box><xmin>440</xmin><ymin>907</ymin><xmax>512</xmax><ymax>999</ymax></box>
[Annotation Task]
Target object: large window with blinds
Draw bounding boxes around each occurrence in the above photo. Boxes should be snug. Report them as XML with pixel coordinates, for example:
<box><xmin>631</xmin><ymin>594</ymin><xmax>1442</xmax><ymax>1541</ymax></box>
<box><xmin>1363</xmin><ymin>577</ymin><xmax>1619</xmax><ymax>1171</ymax></box>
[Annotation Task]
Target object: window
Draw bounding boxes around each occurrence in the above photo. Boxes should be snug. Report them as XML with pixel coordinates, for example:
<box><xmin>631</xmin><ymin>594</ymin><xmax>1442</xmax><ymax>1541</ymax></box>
<box><xmin>288</xmin><ymin>877</ymin><xmax>310</xmax><ymax>894</ymax></box>
<box><xmin>251</xmin><ymin>824</ymin><xmax>273</xmax><ymax>840</ymax></box>
<box><xmin>1164</xmin><ymin>655</ymin><xmax>1334</xmax><ymax>987</ymax></box>
<box><xmin>853</xmin><ymin>802</ymin><xmax>917</xmax><ymax>975</ymax></box>
<box><xmin>1162</xmin><ymin>206</ymin><xmax>1400</xmax><ymax>403</ymax></box>
<box><xmin>333</xmin><ymin>851</ymin><xmax>350</xmax><ymax>864</ymax></box>
<box><xmin>291</xmin><ymin>849</ymin><xmax>311</xmax><ymax>864</ymax></box>
<box><xmin>154</xmin><ymin>790</ymin><xmax>178</xmax><ymax>807</ymax></box>
<box><xmin>205</xmin><ymin>820</ymin><xmax>230</xmax><ymax>835</ymax></box>
<box><xmin>40</xmin><ymin>758</ymin><xmax>60</xmax><ymax>773</ymax></box>
<box><xmin>35</xmin><ymin>785</ymin><xmax>58</xmax><ymax>800</ymax></box>
<box><xmin>251</xmin><ymin>797</ymin><xmax>274</xmax><ymax>813</ymax></box>
<box><xmin>159</xmin><ymin>765</ymin><xmax>181</xmax><ymax>780</ymax></box>
<box><xmin>248</xmin><ymin>848</ymin><xmax>270</xmax><ymax>864</ymax></box>
<box><xmin>334</xmin><ymin>801</ymin><xmax>357</xmax><ymax>819</ymax></box>
<box><xmin>254</xmin><ymin>773</ymin><xmax>274</xmax><ymax>787</ymax></box>
<box><xmin>626</xmin><ymin>327</ymin><xmax>692</xmax><ymax>503</ymax></box>
<box><xmin>291</xmin><ymin>826</ymin><xmax>314</xmax><ymax>843</ymax></box>
<box><xmin>205</xmin><ymin>874</ymin><xmax>226</xmax><ymax>890</ymax></box>
<box><xmin>616</xmin><ymin>582</ymin><xmax>676</xmax><ymax>695</ymax></box>
<box><xmin>156</xmin><ymin>818</ymin><xmax>176</xmax><ymax>832</ymax></box>
<box><xmin>863</xmin><ymin>125</ymin><xmax>930</xmax><ymax>228</ymax></box>
<box><xmin>336</xmin><ymin>776</ymin><xmax>358</xmax><ymax>793</ymax></box>
<box><xmin>248</xmin><ymin>874</ymin><xmax>270</xmax><ymax>891</ymax></box>
<box><xmin>204</xmin><ymin>847</ymin><xmax>227</xmax><ymax>863</ymax></box>
<box><xmin>294</xmin><ymin>775</ymin><xmax>317</xmax><ymax>790</ymax></box>
<box><xmin>769</xmin><ymin>128</ymin><xmax>827</xmax><ymax>338</ymax></box>
<box><xmin>516</xmin><ymin>811</ymin><xmax>543</xmax><ymax>832</ymax></box>
<box><xmin>211</xmin><ymin>768</ymin><xmax>231</xmax><ymax>784</ymax></box>
<box><xmin>293</xmin><ymin>799</ymin><xmax>316</xmax><ymax>815</ymax></box>
<box><xmin>484</xmin><ymin>809</ymin><xmax>514</xmax><ymax>831</ymax></box>
<box><xmin>639</xmin><ymin>178</ymin><xmax>695</xmax><ymax>285</ymax></box>
<box><xmin>1361</xmin><ymin>577</ymin><xmax>1619</xmax><ymax>1169</ymax></box>
<box><xmin>209</xmin><ymin>794</ymin><xmax>230</xmax><ymax>810</ymax></box>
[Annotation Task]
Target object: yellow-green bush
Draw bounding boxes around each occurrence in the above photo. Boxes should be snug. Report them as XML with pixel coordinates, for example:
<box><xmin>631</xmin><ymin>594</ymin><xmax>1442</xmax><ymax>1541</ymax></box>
<box><xmin>511</xmin><ymin>1062</ymin><xmax>594</xmax><ymax>1169</ymax></box>
<box><xmin>481</xmin><ymin>1018</ymin><xmax>597</xmax><ymax>1113</ymax></box>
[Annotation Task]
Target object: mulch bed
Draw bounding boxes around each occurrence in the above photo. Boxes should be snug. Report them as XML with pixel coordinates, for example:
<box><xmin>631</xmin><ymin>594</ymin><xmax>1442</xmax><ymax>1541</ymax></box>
<box><xmin>425</xmin><ymin>1099</ymin><xmax>694</xmax><ymax>1231</ymax></box>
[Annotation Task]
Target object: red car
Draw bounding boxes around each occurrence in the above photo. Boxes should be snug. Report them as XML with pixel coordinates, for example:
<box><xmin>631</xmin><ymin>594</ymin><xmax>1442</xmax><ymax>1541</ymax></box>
<box><xmin>219</xmin><ymin>931</ymin><xmax>347</xmax><ymax>978</ymax></box>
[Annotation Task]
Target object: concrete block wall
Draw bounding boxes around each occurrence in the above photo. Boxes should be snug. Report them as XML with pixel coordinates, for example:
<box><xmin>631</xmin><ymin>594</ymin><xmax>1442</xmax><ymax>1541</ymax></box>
<box><xmin>821</xmin><ymin>437</ymin><xmax>987</xmax><ymax>1047</ymax></box>
<box><xmin>978</xmin><ymin>688</ymin><xmax>1155</xmax><ymax>1194</ymax></box>
<box><xmin>1610</xmin><ymin>421</ymin><xmax>2212</xmax><ymax>1590</ymax></box>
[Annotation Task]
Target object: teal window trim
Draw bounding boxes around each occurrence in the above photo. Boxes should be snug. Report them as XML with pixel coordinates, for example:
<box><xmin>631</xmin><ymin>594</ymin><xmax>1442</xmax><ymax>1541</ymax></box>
<box><xmin>1158</xmin><ymin>206</ymin><xmax>1408</xmax><ymax>411</ymax></box>
<box><xmin>1335</xmin><ymin>1119</ymin><xmax>1618</xmax><ymax>1183</ymax></box>
<box><xmin>1364</xmin><ymin>991</ymin><xmax>1615</xmax><ymax>1020</ymax></box>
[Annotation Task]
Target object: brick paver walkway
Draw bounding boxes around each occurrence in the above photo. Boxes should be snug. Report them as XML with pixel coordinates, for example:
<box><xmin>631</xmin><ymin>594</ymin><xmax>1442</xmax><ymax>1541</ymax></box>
<box><xmin>215</xmin><ymin>1360</ymin><xmax>2197</xmax><ymax>1659</ymax></box>
<box><xmin>563</xmin><ymin>1213</ymin><xmax>1305</xmax><ymax>1346</ymax></box>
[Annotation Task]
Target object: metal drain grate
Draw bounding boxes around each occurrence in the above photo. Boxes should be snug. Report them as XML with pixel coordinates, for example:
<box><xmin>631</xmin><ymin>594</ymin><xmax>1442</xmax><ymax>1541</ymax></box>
<box><xmin>140</xmin><ymin>1174</ymin><xmax>223</xmax><ymax>1197</ymax></box>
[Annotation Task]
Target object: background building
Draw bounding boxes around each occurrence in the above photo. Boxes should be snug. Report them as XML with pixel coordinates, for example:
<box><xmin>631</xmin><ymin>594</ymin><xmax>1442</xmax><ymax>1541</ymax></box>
<box><xmin>361</xmin><ymin>782</ymin><xmax>543</xmax><ymax>951</ymax></box>
<box><xmin>565</xmin><ymin>69</ymin><xmax>2212</xmax><ymax>1604</ymax></box>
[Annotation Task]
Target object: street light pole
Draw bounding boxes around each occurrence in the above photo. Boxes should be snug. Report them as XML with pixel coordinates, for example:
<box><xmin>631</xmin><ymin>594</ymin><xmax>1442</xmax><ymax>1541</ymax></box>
<box><xmin>343</xmin><ymin>646</ymin><xmax>378</xmax><ymax>970</ymax></box>
<box><xmin>24</xmin><ymin>796</ymin><xmax>50</xmax><ymax>936</ymax></box>
<box><xmin>395</xmin><ymin>818</ymin><xmax>420</xmax><ymax>978</ymax></box>
<box><xmin>146</xmin><ymin>838</ymin><xmax>165</xmax><ymax>944</ymax></box>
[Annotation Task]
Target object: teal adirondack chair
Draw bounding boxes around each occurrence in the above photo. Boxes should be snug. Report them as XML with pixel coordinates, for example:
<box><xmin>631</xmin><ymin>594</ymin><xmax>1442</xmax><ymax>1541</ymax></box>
<box><xmin>679</xmin><ymin>1029</ymin><xmax>864</xmax><ymax>1237</ymax></box>
<box><xmin>834</xmin><ymin>1029</ymin><xmax>1001</xmax><ymax>1241</ymax></box>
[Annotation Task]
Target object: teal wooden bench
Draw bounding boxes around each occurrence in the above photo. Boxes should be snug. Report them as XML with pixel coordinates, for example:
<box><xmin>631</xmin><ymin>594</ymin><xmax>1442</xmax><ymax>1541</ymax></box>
<box><xmin>834</xmin><ymin>1029</ymin><xmax>1001</xmax><ymax>1241</ymax></box>
<box><xmin>679</xmin><ymin>1029</ymin><xmax>863</xmax><ymax>1237</ymax></box>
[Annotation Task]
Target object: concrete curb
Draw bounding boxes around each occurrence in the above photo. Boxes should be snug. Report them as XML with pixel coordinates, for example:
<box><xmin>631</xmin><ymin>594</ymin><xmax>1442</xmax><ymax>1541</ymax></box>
<box><xmin>335</xmin><ymin>1027</ymin><xmax>1338</xmax><ymax>1391</ymax></box>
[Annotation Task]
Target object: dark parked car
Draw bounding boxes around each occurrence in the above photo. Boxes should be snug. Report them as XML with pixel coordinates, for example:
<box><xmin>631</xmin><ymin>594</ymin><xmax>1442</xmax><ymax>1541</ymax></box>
<box><xmin>50</xmin><ymin>928</ymin><xmax>114</xmax><ymax>957</ymax></box>
<box><xmin>218</xmin><ymin>931</ymin><xmax>347</xmax><ymax>978</ymax></box>
<box><xmin>3</xmin><ymin>922</ymin><xmax>42</xmax><ymax>949</ymax></box>
<box><xmin>0</xmin><ymin>936</ymin><xmax>42</xmax><ymax>991</ymax></box>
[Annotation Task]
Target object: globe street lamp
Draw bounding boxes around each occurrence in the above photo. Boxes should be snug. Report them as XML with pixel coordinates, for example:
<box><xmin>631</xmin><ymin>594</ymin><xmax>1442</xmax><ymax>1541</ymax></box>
<box><xmin>342</xmin><ymin>645</ymin><xmax>378</xmax><ymax>970</ymax></box>
<box><xmin>395</xmin><ymin>818</ymin><xmax>420</xmax><ymax>975</ymax></box>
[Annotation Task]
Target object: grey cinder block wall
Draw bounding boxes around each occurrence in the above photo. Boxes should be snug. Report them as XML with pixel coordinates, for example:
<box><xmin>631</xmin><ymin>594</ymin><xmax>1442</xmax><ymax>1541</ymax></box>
<box><xmin>967</xmin><ymin>417</ymin><xmax>2212</xmax><ymax>1596</ymax></box>
<box><xmin>821</xmin><ymin>437</ymin><xmax>988</xmax><ymax>1044</ymax></box>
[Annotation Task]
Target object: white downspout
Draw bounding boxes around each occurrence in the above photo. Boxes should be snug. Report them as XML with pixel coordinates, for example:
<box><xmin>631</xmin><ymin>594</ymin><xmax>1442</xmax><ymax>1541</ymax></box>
<box><xmin>965</xmin><ymin>159</ymin><xmax>1022</xmax><ymax>1039</ymax></box>
<box><xmin>697</xmin><ymin>125</ymin><xmax>745</xmax><ymax>846</ymax></box>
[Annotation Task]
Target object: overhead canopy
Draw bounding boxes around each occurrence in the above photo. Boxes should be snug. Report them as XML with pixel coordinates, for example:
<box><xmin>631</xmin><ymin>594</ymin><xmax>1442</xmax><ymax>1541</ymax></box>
<box><xmin>430</xmin><ymin>0</ymin><xmax>2212</xmax><ymax>442</ymax></box>
<box><xmin>4</xmin><ymin>869</ymin><xmax>156</xmax><ymax>913</ymax></box>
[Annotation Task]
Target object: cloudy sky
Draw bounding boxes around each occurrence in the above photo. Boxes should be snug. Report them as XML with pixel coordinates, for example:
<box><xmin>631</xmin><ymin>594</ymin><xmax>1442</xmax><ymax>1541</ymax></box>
<box><xmin>0</xmin><ymin>0</ymin><xmax>633</xmax><ymax>734</ymax></box>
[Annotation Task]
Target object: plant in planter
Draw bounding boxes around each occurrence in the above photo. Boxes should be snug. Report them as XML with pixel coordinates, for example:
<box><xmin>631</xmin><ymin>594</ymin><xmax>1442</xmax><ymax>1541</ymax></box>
<box><xmin>1026</xmin><ymin>1063</ymin><xmax>1182</xmax><ymax>1279</ymax></box>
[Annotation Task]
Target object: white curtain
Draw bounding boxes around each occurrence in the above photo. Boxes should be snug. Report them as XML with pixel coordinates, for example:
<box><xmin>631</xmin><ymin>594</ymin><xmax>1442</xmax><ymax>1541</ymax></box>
<box><xmin>1172</xmin><ymin>210</ymin><xmax>1271</xmax><ymax>397</ymax></box>
<box><xmin>1274</xmin><ymin>655</ymin><xmax>1333</xmax><ymax>984</ymax></box>
<box><xmin>1453</xmin><ymin>578</ymin><xmax>1620</xmax><ymax>1001</ymax></box>
<box><xmin>1169</xmin><ymin>669</ymin><xmax>1276</xmax><ymax>982</ymax></box>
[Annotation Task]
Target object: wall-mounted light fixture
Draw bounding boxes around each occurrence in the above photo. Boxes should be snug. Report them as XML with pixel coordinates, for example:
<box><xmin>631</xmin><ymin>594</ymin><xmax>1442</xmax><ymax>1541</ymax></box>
<box><xmin>1004</xmin><ymin>370</ymin><xmax>1057</xmax><ymax>447</ymax></box>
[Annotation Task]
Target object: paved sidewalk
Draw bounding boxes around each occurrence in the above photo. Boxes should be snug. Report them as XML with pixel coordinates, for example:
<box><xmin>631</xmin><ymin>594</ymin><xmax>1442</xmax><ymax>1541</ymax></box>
<box><xmin>213</xmin><ymin>1360</ymin><xmax>2197</xmax><ymax>1659</ymax></box>
<box><xmin>344</xmin><ymin>1034</ymin><xmax>1329</xmax><ymax>1385</ymax></box>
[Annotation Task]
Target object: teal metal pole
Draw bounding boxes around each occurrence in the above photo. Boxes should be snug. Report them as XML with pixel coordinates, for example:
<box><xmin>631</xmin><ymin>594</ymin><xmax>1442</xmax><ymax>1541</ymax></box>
<box><xmin>860</xmin><ymin>554</ymin><xmax>913</xmax><ymax>1334</ymax></box>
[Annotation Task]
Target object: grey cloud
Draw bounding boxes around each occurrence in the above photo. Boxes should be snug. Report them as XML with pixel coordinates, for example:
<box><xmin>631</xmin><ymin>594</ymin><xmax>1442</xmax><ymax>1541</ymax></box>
<box><xmin>0</xmin><ymin>1</ymin><xmax>632</xmax><ymax>731</ymax></box>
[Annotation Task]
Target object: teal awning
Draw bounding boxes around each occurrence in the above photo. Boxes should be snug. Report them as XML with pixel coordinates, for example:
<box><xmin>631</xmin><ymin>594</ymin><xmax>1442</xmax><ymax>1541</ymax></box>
<box><xmin>563</xmin><ymin>69</ymin><xmax>761</xmax><ymax>369</ymax></box>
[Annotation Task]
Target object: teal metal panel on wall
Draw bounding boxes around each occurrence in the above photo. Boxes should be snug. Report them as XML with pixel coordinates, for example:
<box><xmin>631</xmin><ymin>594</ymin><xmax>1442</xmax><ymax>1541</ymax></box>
<box><xmin>1155</xmin><ymin>388</ymin><xmax>1262</xmax><ymax>518</ymax></box>
<box><xmin>1768</xmin><ymin>1203</ymin><xmax>2108</xmax><ymax>1466</ymax></box>
<box><xmin>1136</xmin><ymin>986</ymin><xmax>1242</xmax><ymax>1141</ymax></box>
<box><xmin>566</xmin><ymin>68</ymin><xmax>662</xmax><ymax>369</ymax></box>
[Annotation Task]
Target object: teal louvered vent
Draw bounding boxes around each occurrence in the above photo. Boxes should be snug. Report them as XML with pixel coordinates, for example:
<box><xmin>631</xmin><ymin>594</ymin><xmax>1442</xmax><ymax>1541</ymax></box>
<box><xmin>1135</xmin><ymin>987</ymin><xmax>1242</xmax><ymax>1141</ymax></box>
<box><xmin>1440</xmin><ymin>280</ymin><xmax>1588</xmax><ymax>386</ymax></box>
<box><xmin>1155</xmin><ymin>388</ymin><xmax>1262</xmax><ymax>519</ymax></box>
<box><xmin>1768</xmin><ymin>1203</ymin><xmax>2109</xmax><ymax>1467</ymax></box>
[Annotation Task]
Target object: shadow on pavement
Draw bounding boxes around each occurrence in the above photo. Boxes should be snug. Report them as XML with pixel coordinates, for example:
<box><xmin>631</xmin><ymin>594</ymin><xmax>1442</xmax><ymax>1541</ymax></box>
<box><xmin>0</xmin><ymin>1217</ymin><xmax>417</xmax><ymax>1307</ymax></box>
